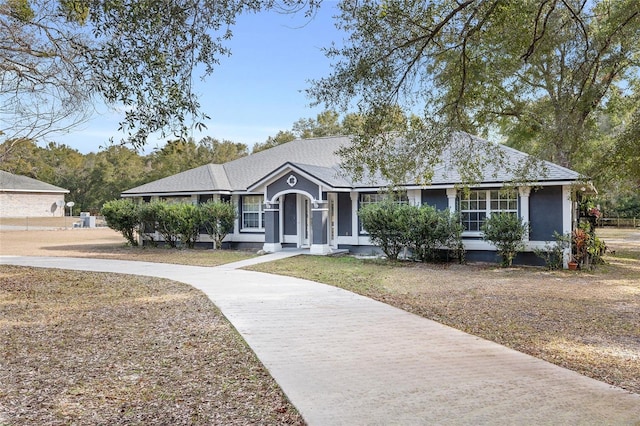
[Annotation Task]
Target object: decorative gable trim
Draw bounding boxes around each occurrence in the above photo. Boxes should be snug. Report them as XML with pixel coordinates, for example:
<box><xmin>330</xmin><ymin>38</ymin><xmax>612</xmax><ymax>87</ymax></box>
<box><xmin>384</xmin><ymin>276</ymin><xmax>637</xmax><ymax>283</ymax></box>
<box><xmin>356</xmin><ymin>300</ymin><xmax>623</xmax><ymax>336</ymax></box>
<box><xmin>247</xmin><ymin>162</ymin><xmax>339</xmax><ymax>195</ymax></box>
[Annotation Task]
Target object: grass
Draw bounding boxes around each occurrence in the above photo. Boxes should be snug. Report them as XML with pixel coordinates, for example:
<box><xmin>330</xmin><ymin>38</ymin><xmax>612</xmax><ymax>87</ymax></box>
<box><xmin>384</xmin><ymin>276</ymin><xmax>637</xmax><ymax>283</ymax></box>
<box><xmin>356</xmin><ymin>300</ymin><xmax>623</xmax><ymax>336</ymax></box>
<box><xmin>247</xmin><ymin>242</ymin><xmax>640</xmax><ymax>395</ymax></box>
<box><xmin>0</xmin><ymin>266</ymin><xmax>303</xmax><ymax>425</ymax></box>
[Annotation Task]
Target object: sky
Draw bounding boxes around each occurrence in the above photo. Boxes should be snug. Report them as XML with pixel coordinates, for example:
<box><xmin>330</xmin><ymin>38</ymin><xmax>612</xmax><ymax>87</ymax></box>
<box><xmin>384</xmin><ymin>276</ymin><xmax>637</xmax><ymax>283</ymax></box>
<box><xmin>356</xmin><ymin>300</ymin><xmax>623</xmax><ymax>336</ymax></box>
<box><xmin>56</xmin><ymin>2</ymin><xmax>344</xmax><ymax>154</ymax></box>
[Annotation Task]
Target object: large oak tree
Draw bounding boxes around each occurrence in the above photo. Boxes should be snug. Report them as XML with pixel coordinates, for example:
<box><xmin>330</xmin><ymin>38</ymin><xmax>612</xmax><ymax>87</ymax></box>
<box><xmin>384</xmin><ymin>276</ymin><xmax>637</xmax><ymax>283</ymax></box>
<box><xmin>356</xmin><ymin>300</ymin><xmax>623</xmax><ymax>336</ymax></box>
<box><xmin>309</xmin><ymin>0</ymin><xmax>640</xmax><ymax>186</ymax></box>
<box><xmin>1</xmin><ymin>0</ymin><xmax>317</xmax><ymax>151</ymax></box>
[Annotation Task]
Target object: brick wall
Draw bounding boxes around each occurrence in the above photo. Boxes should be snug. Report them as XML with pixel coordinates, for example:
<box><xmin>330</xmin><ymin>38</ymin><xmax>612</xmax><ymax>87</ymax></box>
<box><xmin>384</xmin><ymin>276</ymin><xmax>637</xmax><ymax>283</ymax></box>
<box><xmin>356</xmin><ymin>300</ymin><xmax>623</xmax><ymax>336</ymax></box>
<box><xmin>0</xmin><ymin>192</ymin><xmax>66</xmax><ymax>217</ymax></box>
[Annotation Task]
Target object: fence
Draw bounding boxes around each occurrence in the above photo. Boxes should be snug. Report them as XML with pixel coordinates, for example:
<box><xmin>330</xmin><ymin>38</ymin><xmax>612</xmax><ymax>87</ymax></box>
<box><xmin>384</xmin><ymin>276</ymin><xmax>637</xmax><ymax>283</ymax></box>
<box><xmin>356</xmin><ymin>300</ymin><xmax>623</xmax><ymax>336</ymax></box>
<box><xmin>597</xmin><ymin>217</ymin><xmax>639</xmax><ymax>228</ymax></box>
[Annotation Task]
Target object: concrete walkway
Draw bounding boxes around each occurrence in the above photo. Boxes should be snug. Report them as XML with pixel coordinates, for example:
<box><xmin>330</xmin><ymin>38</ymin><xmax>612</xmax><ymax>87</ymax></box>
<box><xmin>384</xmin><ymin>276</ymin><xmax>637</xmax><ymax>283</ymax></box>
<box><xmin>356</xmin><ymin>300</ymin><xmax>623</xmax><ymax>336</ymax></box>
<box><xmin>1</xmin><ymin>255</ymin><xmax>638</xmax><ymax>425</ymax></box>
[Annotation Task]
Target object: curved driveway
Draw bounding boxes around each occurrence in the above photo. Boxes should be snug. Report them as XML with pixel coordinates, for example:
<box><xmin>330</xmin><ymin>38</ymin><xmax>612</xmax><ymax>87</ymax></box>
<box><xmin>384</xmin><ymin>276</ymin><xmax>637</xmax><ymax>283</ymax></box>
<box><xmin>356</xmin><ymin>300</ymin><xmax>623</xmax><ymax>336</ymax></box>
<box><xmin>1</xmin><ymin>255</ymin><xmax>639</xmax><ymax>425</ymax></box>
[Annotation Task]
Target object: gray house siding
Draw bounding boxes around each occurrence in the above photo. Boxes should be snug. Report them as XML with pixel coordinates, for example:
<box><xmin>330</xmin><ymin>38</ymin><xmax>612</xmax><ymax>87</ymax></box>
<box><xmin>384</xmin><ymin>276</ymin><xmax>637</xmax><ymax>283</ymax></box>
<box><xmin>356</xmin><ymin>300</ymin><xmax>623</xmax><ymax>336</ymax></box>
<box><xmin>421</xmin><ymin>189</ymin><xmax>448</xmax><ymax>210</ymax></box>
<box><xmin>465</xmin><ymin>250</ymin><xmax>545</xmax><ymax>266</ymax></box>
<box><xmin>267</xmin><ymin>172</ymin><xmax>318</xmax><ymax>201</ymax></box>
<box><xmin>529</xmin><ymin>186</ymin><xmax>564</xmax><ymax>241</ymax></box>
<box><xmin>264</xmin><ymin>210</ymin><xmax>279</xmax><ymax>244</ymax></box>
<box><xmin>337</xmin><ymin>192</ymin><xmax>352</xmax><ymax>236</ymax></box>
<box><xmin>312</xmin><ymin>210</ymin><xmax>328</xmax><ymax>244</ymax></box>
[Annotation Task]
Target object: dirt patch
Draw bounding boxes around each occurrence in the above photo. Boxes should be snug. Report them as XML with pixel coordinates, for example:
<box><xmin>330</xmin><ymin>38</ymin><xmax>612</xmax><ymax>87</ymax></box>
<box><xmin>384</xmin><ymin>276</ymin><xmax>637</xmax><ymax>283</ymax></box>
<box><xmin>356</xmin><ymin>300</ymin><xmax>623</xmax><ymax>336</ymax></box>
<box><xmin>0</xmin><ymin>228</ymin><xmax>255</xmax><ymax>266</ymax></box>
<box><xmin>0</xmin><ymin>228</ymin><xmax>126</xmax><ymax>257</ymax></box>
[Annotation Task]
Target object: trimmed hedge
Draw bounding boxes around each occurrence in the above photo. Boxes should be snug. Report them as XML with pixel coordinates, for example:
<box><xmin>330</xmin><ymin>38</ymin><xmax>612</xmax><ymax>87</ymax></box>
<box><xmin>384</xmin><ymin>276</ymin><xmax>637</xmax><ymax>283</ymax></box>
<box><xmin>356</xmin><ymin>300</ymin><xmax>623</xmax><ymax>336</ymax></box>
<box><xmin>102</xmin><ymin>199</ymin><xmax>236</xmax><ymax>249</ymax></box>
<box><xmin>359</xmin><ymin>200</ymin><xmax>464</xmax><ymax>262</ymax></box>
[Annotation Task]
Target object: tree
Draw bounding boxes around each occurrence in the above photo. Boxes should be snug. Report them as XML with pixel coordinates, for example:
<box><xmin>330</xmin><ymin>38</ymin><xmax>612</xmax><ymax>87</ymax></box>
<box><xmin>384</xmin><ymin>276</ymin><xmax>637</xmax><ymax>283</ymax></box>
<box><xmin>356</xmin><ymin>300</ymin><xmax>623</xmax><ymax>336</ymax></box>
<box><xmin>84</xmin><ymin>145</ymin><xmax>149</xmax><ymax>211</ymax></box>
<box><xmin>198</xmin><ymin>136</ymin><xmax>248</xmax><ymax>163</ymax></box>
<box><xmin>309</xmin><ymin>0</ymin><xmax>640</xmax><ymax>185</ymax></box>
<box><xmin>1</xmin><ymin>0</ymin><xmax>93</xmax><ymax>152</ymax></box>
<box><xmin>252</xmin><ymin>130</ymin><xmax>296</xmax><ymax>153</ymax></box>
<box><xmin>1</xmin><ymin>0</ymin><xmax>318</xmax><ymax>152</ymax></box>
<box><xmin>0</xmin><ymin>139</ymin><xmax>47</xmax><ymax>176</ymax></box>
<box><xmin>292</xmin><ymin>110</ymin><xmax>343</xmax><ymax>138</ymax></box>
<box><xmin>148</xmin><ymin>139</ymin><xmax>203</xmax><ymax>179</ymax></box>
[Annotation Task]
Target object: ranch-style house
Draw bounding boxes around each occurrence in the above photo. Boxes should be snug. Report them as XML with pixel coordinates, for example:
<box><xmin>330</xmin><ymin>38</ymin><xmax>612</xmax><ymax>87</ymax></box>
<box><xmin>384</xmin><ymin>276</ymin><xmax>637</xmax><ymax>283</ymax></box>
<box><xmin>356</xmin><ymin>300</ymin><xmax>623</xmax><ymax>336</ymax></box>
<box><xmin>122</xmin><ymin>134</ymin><xmax>588</xmax><ymax>264</ymax></box>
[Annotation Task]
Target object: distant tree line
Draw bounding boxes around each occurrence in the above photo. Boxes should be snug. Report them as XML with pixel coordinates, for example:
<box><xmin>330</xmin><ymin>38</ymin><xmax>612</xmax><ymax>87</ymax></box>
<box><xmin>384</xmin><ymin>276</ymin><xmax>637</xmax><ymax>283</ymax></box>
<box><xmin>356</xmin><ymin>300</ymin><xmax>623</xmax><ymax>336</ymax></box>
<box><xmin>0</xmin><ymin>136</ymin><xmax>248</xmax><ymax>213</ymax></box>
<box><xmin>1</xmin><ymin>109</ymin><xmax>638</xmax><ymax>218</ymax></box>
<box><xmin>0</xmin><ymin>109</ymin><xmax>389</xmax><ymax>213</ymax></box>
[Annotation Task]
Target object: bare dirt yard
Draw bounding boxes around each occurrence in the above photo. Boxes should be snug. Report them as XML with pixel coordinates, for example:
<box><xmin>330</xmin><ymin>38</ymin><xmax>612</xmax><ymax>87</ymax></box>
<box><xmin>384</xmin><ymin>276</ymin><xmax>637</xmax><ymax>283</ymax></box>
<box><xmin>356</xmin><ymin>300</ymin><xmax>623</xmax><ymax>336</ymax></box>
<box><xmin>0</xmin><ymin>228</ymin><xmax>302</xmax><ymax>425</ymax></box>
<box><xmin>0</xmin><ymin>227</ymin><xmax>255</xmax><ymax>266</ymax></box>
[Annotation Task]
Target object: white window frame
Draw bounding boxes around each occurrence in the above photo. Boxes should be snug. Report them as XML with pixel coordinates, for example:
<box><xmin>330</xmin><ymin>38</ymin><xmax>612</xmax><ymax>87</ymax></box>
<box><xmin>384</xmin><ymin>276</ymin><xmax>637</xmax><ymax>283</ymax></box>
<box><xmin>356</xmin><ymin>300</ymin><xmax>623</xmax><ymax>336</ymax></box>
<box><xmin>241</xmin><ymin>195</ymin><xmax>264</xmax><ymax>231</ymax></box>
<box><xmin>459</xmin><ymin>189</ymin><xmax>518</xmax><ymax>235</ymax></box>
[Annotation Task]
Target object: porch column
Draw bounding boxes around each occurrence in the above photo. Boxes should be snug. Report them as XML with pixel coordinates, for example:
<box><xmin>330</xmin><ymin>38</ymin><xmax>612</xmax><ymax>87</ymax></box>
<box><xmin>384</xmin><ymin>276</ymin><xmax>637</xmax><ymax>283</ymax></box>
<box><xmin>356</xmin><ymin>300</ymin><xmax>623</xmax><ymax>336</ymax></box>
<box><xmin>519</xmin><ymin>186</ymin><xmax>531</xmax><ymax>241</ymax></box>
<box><xmin>263</xmin><ymin>201</ymin><xmax>282</xmax><ymax>252</ymax></box>
<box><xmin>310</xmin><ymin>201</ymin><xmax>331</xmax><ymax>255</ymax></box>
<box><xmin>351</xmin><ymin>192</ymin><xmax>359</xmax><ymax>244</ymax></box>
<box><xmin>446</xmin><ymin>188</ymin><xmax>457</xmax><ymax>211</ymax></box>
<box><xmin>562</xmin><ymin>185</ymin><xmax>573</xmax><ymax>268</ymax></box>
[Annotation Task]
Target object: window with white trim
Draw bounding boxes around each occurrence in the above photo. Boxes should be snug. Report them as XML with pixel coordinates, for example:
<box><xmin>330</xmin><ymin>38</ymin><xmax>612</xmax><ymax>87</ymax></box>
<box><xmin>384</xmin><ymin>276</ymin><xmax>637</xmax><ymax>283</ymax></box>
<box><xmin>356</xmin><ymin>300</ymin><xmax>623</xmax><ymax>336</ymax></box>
<box><xmin>359</xmin><ymin>193</ymin><xmax>386</xmax><ymax>207</ymax></box>
<box><xmin>459</xmin><ymin>189</ymin><xmax>518</xmax><ymax>232</ymax></box>
<box><xmin>241</xmin><ymin>195</ymin><xmax>264</xmax><ymax>230</ymax></box>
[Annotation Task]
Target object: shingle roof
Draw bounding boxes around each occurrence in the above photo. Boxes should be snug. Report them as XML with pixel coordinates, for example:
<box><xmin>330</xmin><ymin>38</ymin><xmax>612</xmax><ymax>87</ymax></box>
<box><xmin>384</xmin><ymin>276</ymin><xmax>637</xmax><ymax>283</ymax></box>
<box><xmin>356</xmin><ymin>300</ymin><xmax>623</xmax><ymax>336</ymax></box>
<box><xmin>222</xmin><ymin>136</ymin><xmax>349</xmax><ymax>190</ymax></box>
<box><xmin>427</xmin><ymin>133</ymin><xmax>582</xmax><ymax>184</ymax></box>
<box><xmin>0</xmin><ymin>170</ymin><xmax>69</xmax><ymax>193</ymax></box>
<box><xmin>122</xmin><ymin>133</ymin><xmax>582</xmax><ymax>196</ymax></box>
<box><xmin>122</xmin><ymin>164</ymin><xmax>231</xmax><ymax>195</ymax></box>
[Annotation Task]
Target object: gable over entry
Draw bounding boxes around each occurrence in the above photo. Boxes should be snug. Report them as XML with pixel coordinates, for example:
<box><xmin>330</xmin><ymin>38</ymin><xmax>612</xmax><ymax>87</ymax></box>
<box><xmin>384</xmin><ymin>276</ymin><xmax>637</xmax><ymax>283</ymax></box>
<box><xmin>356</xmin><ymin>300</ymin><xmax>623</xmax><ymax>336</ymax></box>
<box><xmin>250</xmin><ymin>165</ymin><xmax>336</xmax><ymax>255</ymax></box>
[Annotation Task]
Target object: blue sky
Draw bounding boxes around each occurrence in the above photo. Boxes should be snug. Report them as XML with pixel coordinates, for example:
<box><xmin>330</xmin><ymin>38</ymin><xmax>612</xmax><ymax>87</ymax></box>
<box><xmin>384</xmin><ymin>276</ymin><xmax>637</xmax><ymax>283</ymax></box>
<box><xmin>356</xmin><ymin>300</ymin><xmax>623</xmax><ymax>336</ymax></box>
<box><xmin>58</xmin><ymin>2</ymin><xmax>343</xmax><ymax>154</ymax></box>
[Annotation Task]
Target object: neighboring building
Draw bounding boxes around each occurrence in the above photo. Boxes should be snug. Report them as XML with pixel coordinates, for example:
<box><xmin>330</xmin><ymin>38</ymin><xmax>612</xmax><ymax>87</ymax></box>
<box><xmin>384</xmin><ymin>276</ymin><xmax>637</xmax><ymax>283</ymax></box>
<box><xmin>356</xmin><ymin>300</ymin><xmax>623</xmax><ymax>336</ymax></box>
<box><xmin>0</xmin><ymin>170</ymin><xmax>69</xmax><ymax>217</ymax></box>
<box><xmin>122</xmin><ymin>134</ymin><xmax>587</xmax><ymax>264</ymax></box>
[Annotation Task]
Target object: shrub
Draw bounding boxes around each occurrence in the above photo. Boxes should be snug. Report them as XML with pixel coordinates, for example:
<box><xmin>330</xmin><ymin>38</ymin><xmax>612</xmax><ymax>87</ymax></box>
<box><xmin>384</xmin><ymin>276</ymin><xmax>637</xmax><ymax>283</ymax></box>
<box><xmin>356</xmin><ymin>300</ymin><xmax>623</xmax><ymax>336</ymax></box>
<box><xmin>101</xmin><ymin>199</ymin><xmax>139</xmax><ymax>246</ymax></box>
<box><xmin>137</xmin><ymin>201</ymin><xmax>160</xmax><ymax>245</ymax></box>
<box><xmin>359</xmin><ymin>199</ymin><xmax>413</xmax><ymax>260</ymax></box>
<box><xmin>360</xmin><ymin>200</ymin><xmax>465</xmax><ymax>263</ymax></box>
<box><xmin>139</xmin><ymin>202</ymin><xmax>181</xmax><ymax>248</ymax></box>
<box><xmin>534</xmin><ymin>232</ymin><xmax>570</xmax><ymax>270</ymax></box>
<box><xmin>481</xmin><ymin>213</ymin><xmax>528</xmax><ymax>267</ymax></box>
<box><xmin>170</xmin><ymin>203</ymin><xmax>201</xmax><ymax>249</ymax></box>
<box><xmin>440</xmin><ymin>210</ymin><xmax>466</xmax><ymax>263</ymax></box>
<box><xmin>110</xmin><ymin>200</ymin><xmax>235</xmax><ymax>249</ymax></box>
<box><xmin>200</xmin><ymin>200</ymin><xmax>236</xmax><ymax>249</ymax></box>
<box><xmin>573</xmin><ymin>221</ymin><xmax>606</xmax><ymax>269</ymax></box>
<box><xmin>407</xmin><ymin>206</ymin><xmax>464</xmax><ymax>262</ymax></box>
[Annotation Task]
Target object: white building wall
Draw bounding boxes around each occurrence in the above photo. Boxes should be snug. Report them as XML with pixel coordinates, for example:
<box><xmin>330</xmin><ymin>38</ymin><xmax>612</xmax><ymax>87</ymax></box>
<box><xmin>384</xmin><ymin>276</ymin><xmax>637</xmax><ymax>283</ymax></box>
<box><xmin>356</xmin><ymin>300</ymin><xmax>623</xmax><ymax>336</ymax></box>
<box><xmin>0</xmin><ymin>192</ymin><xmax>66</xmax><ymax>217</ymax></box>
